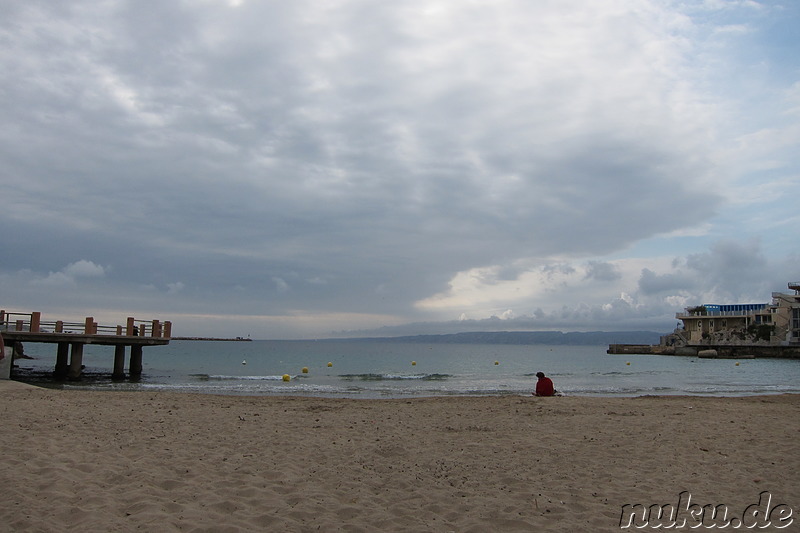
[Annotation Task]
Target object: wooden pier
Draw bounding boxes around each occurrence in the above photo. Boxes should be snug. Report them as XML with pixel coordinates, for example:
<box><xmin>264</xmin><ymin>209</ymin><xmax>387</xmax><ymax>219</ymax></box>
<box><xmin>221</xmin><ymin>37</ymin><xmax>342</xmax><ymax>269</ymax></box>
<box><xmin>1</xmin><ymin>310</ymin><xmax>171</xmax><ymax>381</ymax></box>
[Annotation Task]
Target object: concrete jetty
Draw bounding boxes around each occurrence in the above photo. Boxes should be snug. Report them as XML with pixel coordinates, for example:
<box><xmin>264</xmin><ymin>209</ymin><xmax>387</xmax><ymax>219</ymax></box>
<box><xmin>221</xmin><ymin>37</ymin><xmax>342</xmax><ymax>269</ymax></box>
<box><xmin>1</xmin><ymin>310</ymin><xmax>171</xmax><ymax>381</ymax></box>
<box><xmin>607</xmin><ymin>343</ymin><xmax>800</xmax><ymax>359</ymax></box>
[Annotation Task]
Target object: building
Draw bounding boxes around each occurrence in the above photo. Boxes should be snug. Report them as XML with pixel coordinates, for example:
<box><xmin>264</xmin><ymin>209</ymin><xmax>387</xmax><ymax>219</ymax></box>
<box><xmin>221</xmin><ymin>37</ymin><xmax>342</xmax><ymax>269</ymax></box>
<box><xmin>675</xmin><ymin>282</ymin><xmax>800</xmax><ymax>346</ymax></box>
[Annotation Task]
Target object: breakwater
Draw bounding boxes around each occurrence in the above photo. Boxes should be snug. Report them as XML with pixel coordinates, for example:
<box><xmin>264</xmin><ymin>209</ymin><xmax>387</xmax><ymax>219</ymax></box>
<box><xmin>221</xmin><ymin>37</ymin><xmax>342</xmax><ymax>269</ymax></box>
<box><xmin>608</xmin><ymin>344</ymin><xmax>800</xmax><ymax>359</ymax></box>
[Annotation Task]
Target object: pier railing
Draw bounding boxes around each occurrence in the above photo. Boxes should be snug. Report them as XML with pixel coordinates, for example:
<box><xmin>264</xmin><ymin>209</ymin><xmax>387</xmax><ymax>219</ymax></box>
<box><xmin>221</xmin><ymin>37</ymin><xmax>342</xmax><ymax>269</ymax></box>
<box><xmin>0</xmin><ymin>310</ymin><xmax>171</xmax><ymax>339</ymax></box>
<box><xmin>675</xmin><ymin>310</ymin><xmax>765</xmax><ymax>318</ymax></box>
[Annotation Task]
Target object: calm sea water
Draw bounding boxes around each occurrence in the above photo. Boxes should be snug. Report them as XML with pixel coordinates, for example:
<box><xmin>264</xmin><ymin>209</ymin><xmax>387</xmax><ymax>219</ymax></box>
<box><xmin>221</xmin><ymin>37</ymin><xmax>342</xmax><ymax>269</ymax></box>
<box><xmin>11</xmin><ymin>340</ymin><xmax>800</xmax><ymax>398</ymax></box>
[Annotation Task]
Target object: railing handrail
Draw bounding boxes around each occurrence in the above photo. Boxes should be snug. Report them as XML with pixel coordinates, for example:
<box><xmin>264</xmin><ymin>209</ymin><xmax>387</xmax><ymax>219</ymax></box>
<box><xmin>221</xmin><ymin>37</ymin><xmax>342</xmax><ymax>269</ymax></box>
<box><xmin>0</xmin><ymin>309</ymin><xmax>171</xmax><ymax>339</ymax></box>
<box><xmin>677</xmin><ymin>309</ymin><xmax>771</xmax><ymax>318</ymax></box>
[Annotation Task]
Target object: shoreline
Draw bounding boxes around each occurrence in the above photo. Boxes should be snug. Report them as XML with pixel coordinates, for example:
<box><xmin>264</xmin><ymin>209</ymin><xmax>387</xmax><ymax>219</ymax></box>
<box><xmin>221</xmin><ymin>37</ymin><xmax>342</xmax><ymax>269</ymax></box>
<box><xmin>6</xmin><ymin>374</ymin><xmax>798</xmax><ymax>399</ymax></box>
<box><xmin>5</xmin><ymin>377</ymin><xmax>800</xmax><ymax>398</ymax></box>
<box><xmin>2</xmin><ymin>384</ymin><xmax>797</xmax><ymax>531</ymax></box>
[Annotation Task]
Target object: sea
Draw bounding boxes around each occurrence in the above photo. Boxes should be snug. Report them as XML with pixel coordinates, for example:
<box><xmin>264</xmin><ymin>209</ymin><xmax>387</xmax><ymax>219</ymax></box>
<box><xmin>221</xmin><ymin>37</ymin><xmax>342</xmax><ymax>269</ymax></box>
<box><xmin>10</xmin><ymin>339</ymin><xmax>800</xmax><ymax>398</ymax></box>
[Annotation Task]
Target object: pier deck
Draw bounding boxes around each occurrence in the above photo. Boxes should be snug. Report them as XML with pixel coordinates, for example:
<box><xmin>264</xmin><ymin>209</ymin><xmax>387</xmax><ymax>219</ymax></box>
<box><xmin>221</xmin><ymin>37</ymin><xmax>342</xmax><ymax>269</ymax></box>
<box><xmin>1</xmin><ymin>310</ymin><xmax>171</xmax><ymax>381</ymax></box>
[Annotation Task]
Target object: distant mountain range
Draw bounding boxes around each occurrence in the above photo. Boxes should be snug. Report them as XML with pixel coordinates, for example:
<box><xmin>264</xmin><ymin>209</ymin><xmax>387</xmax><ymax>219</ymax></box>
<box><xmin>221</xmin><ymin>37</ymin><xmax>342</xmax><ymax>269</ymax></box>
<box><xmin>334</xmin><ymin>330</ymin><xmax>664</xmax><ymax>346</ymax></box>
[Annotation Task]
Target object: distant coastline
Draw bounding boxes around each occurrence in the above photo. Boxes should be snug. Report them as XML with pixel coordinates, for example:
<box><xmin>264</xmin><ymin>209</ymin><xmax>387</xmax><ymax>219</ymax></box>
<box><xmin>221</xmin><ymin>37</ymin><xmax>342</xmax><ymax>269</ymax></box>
<box><xmin>173</xmin><ymin>331</ymin><xmax>664</xmax><ymax>345</ymax></box>
<box><xmin>172</xmin><ymin>337</ymin><xmax>252</xmax><ymax>342</ymax></box>
<box><xmin>322</xmin><ymin>330</ymin><xmax>665</xmax><ymax>345</ymax></box>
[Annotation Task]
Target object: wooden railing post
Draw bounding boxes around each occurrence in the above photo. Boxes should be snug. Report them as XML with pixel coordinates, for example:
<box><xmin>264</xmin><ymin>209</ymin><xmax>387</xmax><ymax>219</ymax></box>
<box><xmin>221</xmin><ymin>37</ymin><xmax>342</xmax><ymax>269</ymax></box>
<box><xmin>163</xmin><ymin>321</ymin><xmax>172</xmax><ymax>338</ymax></box>
<box><xmin>55</xmin><ymin>321</ymin><xmax>64</xmax><ymax>333</ymax></box>
<box><xmin>84</xmin><ymin>317</ymin><xmax>95</xmax><ymax>335</ymax></box>
<box><xmin>152</xmin><ymin>320</ymin><xmax>161</xmax><ymax>338</ymax></box>
<box><xmin>15</xmin><ymin>320</ymin><xmax>23</xmax><ymax>331</ymax></box>
<box><xmin>30</xmin><ymin>312</ymin><xmax>41</xmax><ymax>333</ymax></box>
<box><xmin>126</xmin><ymin>317</ymin><xmax>135</xmax><ymax>336</ymax></box>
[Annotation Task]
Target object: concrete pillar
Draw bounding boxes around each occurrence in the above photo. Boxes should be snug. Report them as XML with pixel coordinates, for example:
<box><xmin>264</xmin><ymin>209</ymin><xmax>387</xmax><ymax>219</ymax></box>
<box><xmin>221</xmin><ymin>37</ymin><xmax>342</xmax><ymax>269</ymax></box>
<box><xmin>54</xmin><ymin>342</ymin><xmax>69</xmax><ymax>379</ymax></box>
<box><xmin>0</xmin><ymin>337</ymin><xmax>7</xmax><ymax>380</ymax></box>
<box><xmin>129</xmin><ymin>345</ymin><xmax>143</xmax><ymax>379</ymax></box>
<box><xmin>112</xmin><ymin>345</ymin><xmax>126</xmax><ymax>381</ymax></box>
<box><xmin>68</xmin><ymin>343</ymin><xmax>84</xmax><ymax>381</ymax></box>
<box><xmin>12</xmin><ymin>342</ymin><xmax>25</xmax><ymax>359</ymax></box>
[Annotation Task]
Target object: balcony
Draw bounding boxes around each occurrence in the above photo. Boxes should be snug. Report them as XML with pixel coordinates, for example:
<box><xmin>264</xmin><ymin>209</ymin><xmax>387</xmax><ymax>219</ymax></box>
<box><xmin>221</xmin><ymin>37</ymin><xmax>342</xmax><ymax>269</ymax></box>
<box><xmin>676</xmin><ymin>310</ymin><xmax>761</xmax><ymax>318</ymax></box>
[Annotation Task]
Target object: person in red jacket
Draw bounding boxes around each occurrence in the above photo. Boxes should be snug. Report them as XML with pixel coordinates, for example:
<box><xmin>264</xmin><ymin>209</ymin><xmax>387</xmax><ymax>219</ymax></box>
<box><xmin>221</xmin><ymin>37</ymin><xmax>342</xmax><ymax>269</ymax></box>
<box><xmin>533</xmin><ymin>372</ymin><xmax>557</xmax><ymax>396</ymax></box>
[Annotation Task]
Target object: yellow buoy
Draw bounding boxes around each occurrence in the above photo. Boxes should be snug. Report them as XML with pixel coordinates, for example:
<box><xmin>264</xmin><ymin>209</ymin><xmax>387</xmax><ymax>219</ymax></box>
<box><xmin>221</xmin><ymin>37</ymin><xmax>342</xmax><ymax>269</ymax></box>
<box><xmin>302</xmin><ymin>367</ymin><xmax>309</xmax><ymax>373</ymax></box>
<box><xmin>626</xmin><ymin>362</ymin><xmax>631</xmax><ymax>366</ymax></box>
<box><xmin>327</xmin><ymin>362</ymin><xmax>333</xmax><ymax>367</ymax></box>
<box><xmin>735</xmin><ymin>362</ymin><xmax>740</xmax><ymax>366</ymax></box>
<box><xmin>282</xmin><ymin>374</ymin><xmax>291</xmax><ymax>382</ymax></box>
<box><xmin>411</xmin><ymin>361</ymin><xmax>416</xmax><ymax>366</ymax></box>
<box><xmin>494</xmin><ymin>361</ymin><xmax>499</xmax><ymax>365</ymax></box>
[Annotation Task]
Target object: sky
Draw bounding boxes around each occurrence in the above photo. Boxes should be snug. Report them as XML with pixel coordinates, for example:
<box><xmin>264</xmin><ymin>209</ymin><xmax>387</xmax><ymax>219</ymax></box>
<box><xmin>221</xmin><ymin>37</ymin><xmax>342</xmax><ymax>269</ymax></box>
<box><xmin>1</xmin><ymin>0</ymin><xmax>798</xmax><ymax>339</ymax></box>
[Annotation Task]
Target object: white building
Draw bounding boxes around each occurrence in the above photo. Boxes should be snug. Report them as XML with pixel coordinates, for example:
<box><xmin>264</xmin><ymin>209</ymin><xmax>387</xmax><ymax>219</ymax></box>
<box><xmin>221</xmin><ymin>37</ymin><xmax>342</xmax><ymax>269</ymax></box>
<box><xmin>675</xmin><ymin>282</ymin><xmax>800</xmax><ymax>346</ymax></box>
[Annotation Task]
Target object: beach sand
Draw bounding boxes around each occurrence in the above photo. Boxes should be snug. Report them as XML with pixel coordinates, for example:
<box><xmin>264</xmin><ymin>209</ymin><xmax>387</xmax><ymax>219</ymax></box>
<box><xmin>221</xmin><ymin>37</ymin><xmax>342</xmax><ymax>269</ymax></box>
<box><xmin>1</xmin><ymin>382</ymin><xmax>797</xmax><ymax>532</ymax></box>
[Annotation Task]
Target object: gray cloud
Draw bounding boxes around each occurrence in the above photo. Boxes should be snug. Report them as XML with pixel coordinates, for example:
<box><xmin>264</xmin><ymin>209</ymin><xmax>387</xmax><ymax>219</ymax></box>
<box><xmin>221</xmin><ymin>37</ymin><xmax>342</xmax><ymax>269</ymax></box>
<box><xmin>585</xmin><ymin>261</ymin><xmax>622</xmax><ymax>283</ymax></box>
<box><xmin>636</xmin><ymin>238</ymin><xmax>794</xmax><ymax>307</ymax></box>
<box><xmin>638</xmin><ymin>268</ymin><xmax>693</xmax><ymax>296</ymax></box>
<box><xmin>1</xmin><ymin>1</ymin><xmax>796</xmax><ymax>337</ymax></box>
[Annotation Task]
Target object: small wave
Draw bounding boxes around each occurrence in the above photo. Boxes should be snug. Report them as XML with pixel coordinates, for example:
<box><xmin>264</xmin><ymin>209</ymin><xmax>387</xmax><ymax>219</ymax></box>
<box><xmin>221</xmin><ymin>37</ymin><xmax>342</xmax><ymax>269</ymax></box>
<box><xmin>139</xmin><ymin>381</ymin><xmax>345</xmax><ymax>396</ymax></box>
<box><xmin>340</xmin><ymin>373</ymin><xmax>451</xmax><ymax>381</ymax></box>
<box><xmin>191</xmin><ymin>374</ymin><xmax>297</xmax><ymax>381</ymax></box>
<box><xmin>562</xmin><ymin>385</ymin><xmax>678</xmax><ymax>395</ymax></box>
<box><xmin>589</xmin><ymin>370</ymin><xmax>672</xmax><ymax>376</ymax></box>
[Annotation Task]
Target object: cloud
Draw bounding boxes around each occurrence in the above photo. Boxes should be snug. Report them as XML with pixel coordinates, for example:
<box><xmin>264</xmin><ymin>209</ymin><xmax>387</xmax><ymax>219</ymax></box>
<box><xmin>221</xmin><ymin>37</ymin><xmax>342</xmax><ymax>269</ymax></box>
<box><xmin>166</xmin><ymin>282</ymin><xmax>185</xmax><ymax>295</ymax></box>
<box><xmin>636</xmin><ymin>239</ymin><xmax>774</xmax><ymax>302</ymax></box>
<box><xmin>35</xmin><ymin>272</ymin><xmax>77</xmax><ymax>288</ymax></box>
<box><xmin>272</xmin><ymin>277</ymin><xmax>290</xmax><ymax>293</ymax></box>
<box><xmin>400</xmin><ymin>237</ymin><xmax>794</xmax><ymax>336</ymax></box>
<box><xmin>1</xmin><ymin>0</ymin><xmax>797</xmax><ymax>337</ymax></box>
<box><xmin>638</xmin><ymin>268</ymin><xmax>692</xmax><ymax>295</ymax></box>
<box><xmin>64</xmin><ymin>260</ymin><xmax>107</xmax><ymax>279</ymax></box>
<box><xmin>33</xmin><ymin>260</ymin><xmax>107</xmax><ymax>288</ymax></box>
<box><xmin>585</xmin><ymin>261</ymin><xmax>622</xmax><ymax>282</ymax></box>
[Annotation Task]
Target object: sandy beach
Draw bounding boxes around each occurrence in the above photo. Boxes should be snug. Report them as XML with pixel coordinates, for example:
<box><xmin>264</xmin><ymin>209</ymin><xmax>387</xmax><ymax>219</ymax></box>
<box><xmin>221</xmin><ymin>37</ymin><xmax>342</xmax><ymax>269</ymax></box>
<box><xmin>1</xmin><ymin>382</ymin><xmax>797</xmax><ymax>532</ymax></box>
